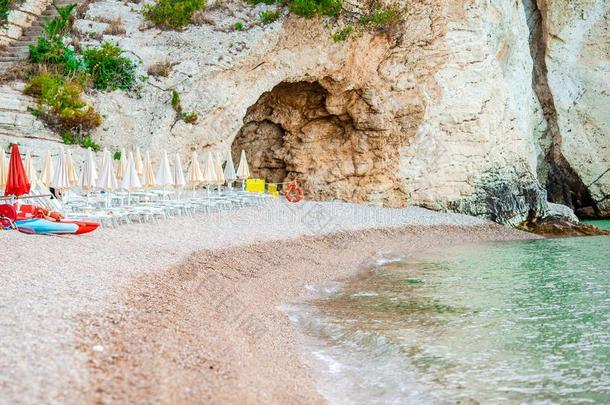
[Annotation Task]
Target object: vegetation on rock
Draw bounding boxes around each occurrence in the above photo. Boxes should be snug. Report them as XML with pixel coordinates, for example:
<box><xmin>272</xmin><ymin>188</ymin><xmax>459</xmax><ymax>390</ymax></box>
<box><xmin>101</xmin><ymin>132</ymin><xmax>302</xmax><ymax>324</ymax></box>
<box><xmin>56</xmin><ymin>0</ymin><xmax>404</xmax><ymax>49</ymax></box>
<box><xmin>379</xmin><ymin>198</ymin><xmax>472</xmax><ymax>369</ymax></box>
<box><xmin>331</xmin><ymin>24</ymin><xmax>352</xmax><ymax>42</ymax></box>
<box><xmin>24</xmin><ymin>4</ymin><xmax>137</xmax><ymax>149</ymax></box>
<box><xmin>360</xmin><ymin>2</ymin><xmax>406</xmax><ymax>33</ymax></box>
<box><xmin>82</xmin><ymin>42</ymin><xmax>136</xmax><ymax>91</ymax></box>
<box><xmin>170</xmin><ymin>90</ymin><xmax>198</xmax><ymax>125</ymax></box>
<box><xmin>143</xmin><ymin>0</ymin><xmax>206</xmax><ymax>30</ymax></box>
<box><xmin>288</xmin><ymin>0</ymin><xmax>342</xmax><ymax>18</ymax></box>
<box><xmin>147</xmin><ymin>60</ymin><xmax>173</xmax><ymax>77</ymax></box>
<box><xmin>24</xmin><ymin>73</ymin><xmax>101</xmax><ymax>145</ymax></box>
<box><xmin>182</xmin><ymin>111</ymin><xmax>198</xmax><ymax>124</ymax></box>
<box><xmin>260</xmin><ymin>9</ymin><xmax>280</xmax><ymax>24</ymax></box>
<box><xmin>234</xmin><ymin>21</ymin><xmax>244</xmax><ymax>30</ymax></box>
<box><xmin>61</xmin><ymin>131</ymin><xmax>101</xmax><ymax>151</ymax></box>
<box><xmin>0</xmin><ymin>0</ymin><xmax>21</xmax><ymax>27</ymax></box>
<box><xmin>102</xmin><ymin>17</ymin><xmax>126</xmax><ymax>35</ymax></box>
<box><xmin>171</xmin><ymin>90</ymin><xmax>182</xmax><ymax>114</ymax></box>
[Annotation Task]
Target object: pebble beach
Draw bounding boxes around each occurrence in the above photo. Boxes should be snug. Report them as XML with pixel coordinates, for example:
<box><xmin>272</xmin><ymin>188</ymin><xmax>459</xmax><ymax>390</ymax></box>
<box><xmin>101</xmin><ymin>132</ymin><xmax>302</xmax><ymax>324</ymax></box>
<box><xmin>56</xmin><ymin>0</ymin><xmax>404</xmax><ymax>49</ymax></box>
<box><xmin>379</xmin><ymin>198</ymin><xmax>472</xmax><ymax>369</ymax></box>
<box><xmin>0</xmin><ymin>200</ymin><xmax>537</xmax><ymax>403</ymax></box>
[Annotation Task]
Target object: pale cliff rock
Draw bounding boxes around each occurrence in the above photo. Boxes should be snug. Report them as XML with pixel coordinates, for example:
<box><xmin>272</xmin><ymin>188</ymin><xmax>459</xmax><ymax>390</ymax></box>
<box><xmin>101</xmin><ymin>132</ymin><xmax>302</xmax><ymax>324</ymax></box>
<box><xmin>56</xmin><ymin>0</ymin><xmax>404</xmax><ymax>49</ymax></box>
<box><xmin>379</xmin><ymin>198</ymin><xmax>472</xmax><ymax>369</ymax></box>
<box><xmin>534</xmin><ymin>0</ymin><xmax>610</xmax><ymax>217</ymax></box>
<box><xmin>1</xmin><ymin>0</ymin><xmax>608</xmax><ymax>224</ymax></box>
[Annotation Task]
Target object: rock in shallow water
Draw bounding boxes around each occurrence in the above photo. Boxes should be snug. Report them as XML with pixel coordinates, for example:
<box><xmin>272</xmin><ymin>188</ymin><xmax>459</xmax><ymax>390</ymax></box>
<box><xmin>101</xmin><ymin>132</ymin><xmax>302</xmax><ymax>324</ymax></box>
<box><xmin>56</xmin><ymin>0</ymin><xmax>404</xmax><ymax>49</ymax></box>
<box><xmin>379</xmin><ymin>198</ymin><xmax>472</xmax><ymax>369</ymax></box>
<box><xmin>519</xmin><ymin>216</ymin><xmax>610</xmax><ymax>237</ymax></box>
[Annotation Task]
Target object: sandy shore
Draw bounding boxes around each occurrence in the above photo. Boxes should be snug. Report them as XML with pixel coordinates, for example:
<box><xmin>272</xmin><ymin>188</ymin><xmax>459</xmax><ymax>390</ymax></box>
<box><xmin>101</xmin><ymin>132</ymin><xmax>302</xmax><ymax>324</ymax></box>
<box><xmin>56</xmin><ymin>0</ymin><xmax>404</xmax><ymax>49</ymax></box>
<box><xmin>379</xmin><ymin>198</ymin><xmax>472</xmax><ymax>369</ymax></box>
<box><xmin>0</xmin><ymin>200</ymin><xmax>537</xmax><ymax>403</ymax></box>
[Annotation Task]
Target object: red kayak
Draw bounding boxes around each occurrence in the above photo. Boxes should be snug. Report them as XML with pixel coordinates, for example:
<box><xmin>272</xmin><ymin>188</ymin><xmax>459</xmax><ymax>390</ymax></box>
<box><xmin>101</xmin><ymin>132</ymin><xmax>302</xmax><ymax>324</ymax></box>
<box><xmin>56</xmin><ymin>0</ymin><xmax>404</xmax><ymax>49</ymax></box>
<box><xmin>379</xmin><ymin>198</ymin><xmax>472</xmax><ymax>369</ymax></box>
<box><xmin>0</xmin><ymin>204</ymin><xmax>99</xmax><ymax>235</ymax></box>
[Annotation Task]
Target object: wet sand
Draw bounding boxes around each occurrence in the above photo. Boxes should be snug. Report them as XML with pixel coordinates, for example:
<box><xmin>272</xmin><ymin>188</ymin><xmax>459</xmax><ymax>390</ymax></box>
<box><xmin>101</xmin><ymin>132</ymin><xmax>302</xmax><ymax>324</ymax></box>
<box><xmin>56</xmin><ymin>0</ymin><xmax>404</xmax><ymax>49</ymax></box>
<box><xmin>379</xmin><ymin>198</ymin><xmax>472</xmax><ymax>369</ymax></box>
<box><xmin>76</xmin><ymin>224</ymin><xmax>536</xmax><ymax>404</ymax></box>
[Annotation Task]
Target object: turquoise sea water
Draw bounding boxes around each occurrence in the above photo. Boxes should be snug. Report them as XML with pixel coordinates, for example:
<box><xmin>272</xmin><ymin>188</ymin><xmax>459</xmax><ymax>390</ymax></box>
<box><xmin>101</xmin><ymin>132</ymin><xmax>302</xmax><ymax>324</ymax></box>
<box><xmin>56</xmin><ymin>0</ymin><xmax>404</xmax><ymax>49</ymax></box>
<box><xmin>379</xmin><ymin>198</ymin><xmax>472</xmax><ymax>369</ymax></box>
<box><xmin>286</xmin><ymin>232</ymin><xmax>610</xmax><ymax>404</ymax></box>
<box><xmin>583</xmin><ymin>219</ymin><xmax>610</xmax><ymax>231</ymax></box>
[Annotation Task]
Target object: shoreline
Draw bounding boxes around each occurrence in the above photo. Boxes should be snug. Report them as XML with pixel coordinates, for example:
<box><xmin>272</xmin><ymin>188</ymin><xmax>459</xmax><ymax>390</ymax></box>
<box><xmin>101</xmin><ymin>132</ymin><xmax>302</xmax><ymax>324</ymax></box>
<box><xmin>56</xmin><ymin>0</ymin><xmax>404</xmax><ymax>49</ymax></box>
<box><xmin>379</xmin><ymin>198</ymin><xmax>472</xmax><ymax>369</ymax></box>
<box><xmin>74</xmin><ymin>223</ymin><xmax>537</xmax><ymax>403</ymax></box>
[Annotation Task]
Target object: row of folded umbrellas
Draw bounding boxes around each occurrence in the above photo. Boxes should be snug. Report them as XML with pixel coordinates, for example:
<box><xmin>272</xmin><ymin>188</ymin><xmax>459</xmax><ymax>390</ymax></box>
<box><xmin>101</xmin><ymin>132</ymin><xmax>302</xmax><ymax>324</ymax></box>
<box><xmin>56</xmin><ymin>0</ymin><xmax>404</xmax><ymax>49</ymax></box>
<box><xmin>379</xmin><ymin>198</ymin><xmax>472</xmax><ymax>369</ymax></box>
<box><xmin>0</xmin><ymin>144</ymin><xmax>251</xmax><ymax>197</ymax></box>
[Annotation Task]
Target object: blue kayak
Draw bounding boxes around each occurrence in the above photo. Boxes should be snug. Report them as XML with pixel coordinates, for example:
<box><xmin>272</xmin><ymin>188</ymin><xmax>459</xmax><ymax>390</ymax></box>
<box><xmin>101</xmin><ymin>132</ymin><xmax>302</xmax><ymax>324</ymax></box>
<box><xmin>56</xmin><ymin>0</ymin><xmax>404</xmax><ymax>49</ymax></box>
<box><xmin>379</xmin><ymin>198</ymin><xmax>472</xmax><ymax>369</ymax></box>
<box><xmin>15</xmin><ymin>218</ymin><xmax>79</xmax><ymax>235</ymax></box>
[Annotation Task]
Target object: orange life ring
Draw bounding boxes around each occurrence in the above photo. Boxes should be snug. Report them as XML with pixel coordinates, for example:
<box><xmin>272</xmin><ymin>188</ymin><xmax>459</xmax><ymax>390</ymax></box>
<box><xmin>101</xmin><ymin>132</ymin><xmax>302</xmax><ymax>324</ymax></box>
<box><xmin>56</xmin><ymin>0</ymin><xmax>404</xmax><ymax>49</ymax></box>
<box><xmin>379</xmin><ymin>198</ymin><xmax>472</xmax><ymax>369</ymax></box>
<box><xmin>284</xmin><ymin>181</ymin><xmax>303</xmax><ymax>203</ymax></box>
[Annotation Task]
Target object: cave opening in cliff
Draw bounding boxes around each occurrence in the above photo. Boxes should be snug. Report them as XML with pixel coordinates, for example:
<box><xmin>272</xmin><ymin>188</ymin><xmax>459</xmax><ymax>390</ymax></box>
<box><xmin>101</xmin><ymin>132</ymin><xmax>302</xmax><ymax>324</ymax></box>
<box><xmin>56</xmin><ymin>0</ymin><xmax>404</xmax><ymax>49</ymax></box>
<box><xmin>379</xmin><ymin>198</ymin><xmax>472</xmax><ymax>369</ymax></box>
<box><xmin>231</xmin><ymin>80</ymin><xmax>407</xmax><ymax>207</ymax></box>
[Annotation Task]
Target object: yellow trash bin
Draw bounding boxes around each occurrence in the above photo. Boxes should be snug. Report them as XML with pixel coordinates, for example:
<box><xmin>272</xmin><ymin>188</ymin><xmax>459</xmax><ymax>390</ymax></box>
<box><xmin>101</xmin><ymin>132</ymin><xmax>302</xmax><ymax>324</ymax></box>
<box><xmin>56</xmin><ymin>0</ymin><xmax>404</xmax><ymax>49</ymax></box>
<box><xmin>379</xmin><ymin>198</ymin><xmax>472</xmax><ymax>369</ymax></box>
<box><xmin>246</xmin><ymin>179</ymin><xmax>265</xmax><ymax>193</ymax></box>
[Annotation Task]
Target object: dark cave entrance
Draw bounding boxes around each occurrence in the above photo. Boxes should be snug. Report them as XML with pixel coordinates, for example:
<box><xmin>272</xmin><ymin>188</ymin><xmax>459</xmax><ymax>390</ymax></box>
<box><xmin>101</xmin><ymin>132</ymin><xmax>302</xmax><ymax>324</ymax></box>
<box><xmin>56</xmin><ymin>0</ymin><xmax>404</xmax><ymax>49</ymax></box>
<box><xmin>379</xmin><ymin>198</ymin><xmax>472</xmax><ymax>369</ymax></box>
<box><xmin>231</xmin><ymin>80</ymin><xmax>407</xmax><ymax>207</ymax></box>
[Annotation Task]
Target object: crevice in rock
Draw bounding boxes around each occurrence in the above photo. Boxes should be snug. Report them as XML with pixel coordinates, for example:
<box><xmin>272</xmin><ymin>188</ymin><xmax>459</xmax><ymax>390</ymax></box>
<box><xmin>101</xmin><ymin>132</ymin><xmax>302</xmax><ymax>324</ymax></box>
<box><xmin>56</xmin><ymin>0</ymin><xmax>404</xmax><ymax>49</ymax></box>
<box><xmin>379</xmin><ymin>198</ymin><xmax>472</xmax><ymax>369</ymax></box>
<box><xmin>231</xmin><ymin>80</ymin><xmax>407</xmax><ymax>207</ymax></box>
<box><xmin>522</xmin><ymin>0</ymin><xmax>600</xmax><ymax>218</ymax></box>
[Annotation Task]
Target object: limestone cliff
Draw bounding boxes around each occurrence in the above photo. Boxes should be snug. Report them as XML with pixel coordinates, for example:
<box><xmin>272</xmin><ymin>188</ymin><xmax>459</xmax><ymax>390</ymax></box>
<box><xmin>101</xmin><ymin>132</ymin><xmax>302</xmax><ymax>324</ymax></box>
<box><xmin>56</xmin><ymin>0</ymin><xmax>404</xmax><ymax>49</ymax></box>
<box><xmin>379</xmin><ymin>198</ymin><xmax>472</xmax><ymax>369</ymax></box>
<box><xmin>0</xmin><ymin>0</ymin><xmax>608</xmax><ymax>224</ymax></box>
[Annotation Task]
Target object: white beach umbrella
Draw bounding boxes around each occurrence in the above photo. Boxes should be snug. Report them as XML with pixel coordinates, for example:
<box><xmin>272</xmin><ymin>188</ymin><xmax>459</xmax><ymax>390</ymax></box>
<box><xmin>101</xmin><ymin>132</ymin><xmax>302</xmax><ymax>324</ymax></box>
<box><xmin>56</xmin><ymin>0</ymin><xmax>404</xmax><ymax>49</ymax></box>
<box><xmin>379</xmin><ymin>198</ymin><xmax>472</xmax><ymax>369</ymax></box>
<box><xmin>0</xmin><ymin>151</ymin><xmax>8</xmax><ymax>190</ymax></box>
<box><xmin>142</xmin><ymin>151</ymin><xmax>156</xmax><ymax>188</ymax></box>
<box><xmin>236</xmin><ymin>149</ymin><xmax>251</xmax><ymax>179</ymax></box>
<box><xmin>97</xmin><ymin>149</ymin><xmax>118</xmax><ymax>192</ymax></box>
<box><xmin>156</xmin><ymin>150</ymin><xmax>174</xmax><ymax>188</ymax></box>
<box><xmin>223</xmin><ymin>150</ymin><xmax>237</xmax><ymax>185</ymax></box>
<box><xmin>101</xmin><ymin>147</ymin><xmax>108</xmax><ymax>169</ymax></box>
<box><xmin>40</xmin><ymin>151</ymin><xmax>54</xmax><ymax>188</ymax></box>
<box><xmin>24</xmin><ymin>149</ymin><xmax>38</xmax><ymax>186</ymax></box>
<box><xmin>78</xmin><ymin>147</ymin><xmax>98</xmax><ymax>191</ymax></box>
<box><xmin>97</xmin><ymin>149</ymin><xmax>118</xmax><ymax>208</ymax></box>
<box><xmin>52</xmin><ymin>149</ymin><xmax>71</xmax><ymax>190</ymax></box>
<box><xmin>134</xmin><ymin>147</ymin><xmax>144</xmax><ymax>177</ymax></box>
<box><xmin>173</xmin><ymin>153</ymin><xmax>186</xmax><ymax>189</ymax></box>
<box><xmin>186</xmin><ymin>151</ymin><xmax>204</xmax><ymax>187</ymax></box>
<box><xmin>202</xmin><ymin>151</ymin><xmax>217</xmax><ymax>187</ymax></box>
<box><xmin>213</xmin><ymin>152</ymin><xmax>225</xmax><ymax>186</ymax></box>
<box><xmin>116</xmin><ymin>148</ymin><xmax>128</xmax><ymax>180</ymax></box>
<box><xmin>121</xmin><ymin>150</ymin><xmax>142</xmax><ymax>191</ymax></box>
<box><xmin>66</xmin><ymin>150</ymin><xmax>78</xmax><ymax>187</ymax></box>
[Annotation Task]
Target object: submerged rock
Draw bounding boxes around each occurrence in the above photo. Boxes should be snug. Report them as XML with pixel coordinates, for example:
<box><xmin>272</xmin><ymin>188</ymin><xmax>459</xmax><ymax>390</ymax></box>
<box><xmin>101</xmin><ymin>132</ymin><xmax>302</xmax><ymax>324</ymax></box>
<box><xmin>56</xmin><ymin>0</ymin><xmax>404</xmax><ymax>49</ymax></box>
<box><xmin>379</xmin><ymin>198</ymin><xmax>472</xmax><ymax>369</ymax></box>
<box><xmin>518</xmin><ymin>216</ymin><xmax>610</xmax><ymax>237</ymax></box>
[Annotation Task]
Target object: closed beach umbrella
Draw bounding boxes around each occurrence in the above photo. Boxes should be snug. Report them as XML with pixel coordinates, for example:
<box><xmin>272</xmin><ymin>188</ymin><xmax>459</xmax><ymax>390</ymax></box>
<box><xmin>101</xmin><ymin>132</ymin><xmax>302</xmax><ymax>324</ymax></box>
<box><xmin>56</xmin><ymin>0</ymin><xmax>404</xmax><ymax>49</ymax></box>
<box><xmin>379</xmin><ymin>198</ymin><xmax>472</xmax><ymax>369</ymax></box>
<box><xmin>213</xmin><ymin>153</ymin><xmax>225</xmax><ymax>186</ymax></box>
<box><xmin>156</xmin><ymin>150</ymin><xmax>174</xmax><ymax>188</ymax></box>
<box><xmin>66</xmin><ymin>150</ymin><xmax>78</xmax><ymax>187</ymax></box>
<box><xmin>236</xmin><ymin>150</ymin><xmax>250</xmax><ymax>179</ymax></box>
<box><xmin>101</xmin><ymin>147</ymin><xmax>108</xmax><ymax>170</ymax></box>
<box><xmin>40</xmin><ymin>151</ymin><xmax>54</xmax><ymax>188</ymax></box>
<box><xmin>121</xmin><ymin>150</ymin><xmax>142</xmax><ymax>191</ymax></box>
<box><xmin>134</xmin><ymin>147</ymin><xmax>144</xmax><ymax>177</ymax></box>
<box><xmin>78</xmin><ymin>148</ymin><xmax>98</xmax><ymax>191</ymax></box>
<box><xmin>142</xmin><ymin>151</ymin><xmax>156</xmax><ymax>188</ymax></box>
<box><xmin>24</xmin><ymin>149</ymin><xmax>38</xmax><ymax>186</ymax></box>
<box><xmin>97</xmin><ymin>149</ymin><xmax>118</xmax><ymax>191</ymax></box>
<box><xmin>173</xmin><ymin>153</ymin><xmax>186</xmax><ymax>189</ymax></box>
<box><xmin>202</xmin><ymin>151</ymin><xmax>217</xmax><ymax>186</ymax></box>
<box><xmin>4</xmin><ymin>144</ymin><xmax>31</xmax><ymax>197</ymax></box>
<box><xmin>51</xmin><ymin>149</ymin><xmax>70</xmax><ymax>190</ymax></box>
<box><xmin>223</xmin><ymin>150</ymin><xmax>237</xmax><ymax>184</ymax></box>
<box><xmin>186</xmin><ymin>151</ymin><xmax>204</xmax><ymax>187</ymax></box>
<box><xmin>0</xmin><ymin>151</ymin><xmax>7</xmax><ymax>191</ymax></box>
<box><xmin>116</xmin><ymin>148</ymin><xmax>128</xmax><ymax>180</ymax></box>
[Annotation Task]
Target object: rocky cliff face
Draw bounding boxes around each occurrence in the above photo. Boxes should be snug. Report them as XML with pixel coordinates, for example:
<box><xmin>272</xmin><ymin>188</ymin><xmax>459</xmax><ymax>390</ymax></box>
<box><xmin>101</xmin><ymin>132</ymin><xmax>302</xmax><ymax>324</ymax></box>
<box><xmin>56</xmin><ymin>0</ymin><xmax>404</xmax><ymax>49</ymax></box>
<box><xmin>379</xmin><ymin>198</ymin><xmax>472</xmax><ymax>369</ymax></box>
<box><xmin>531</xmin><ymin>0</ymin><xmax>610</xmax><ymax>218</ymax></box>
<box><xmin>0</xmin><ymin>0</ymin><xmax>608</xmax><ymax>224</ymax></box>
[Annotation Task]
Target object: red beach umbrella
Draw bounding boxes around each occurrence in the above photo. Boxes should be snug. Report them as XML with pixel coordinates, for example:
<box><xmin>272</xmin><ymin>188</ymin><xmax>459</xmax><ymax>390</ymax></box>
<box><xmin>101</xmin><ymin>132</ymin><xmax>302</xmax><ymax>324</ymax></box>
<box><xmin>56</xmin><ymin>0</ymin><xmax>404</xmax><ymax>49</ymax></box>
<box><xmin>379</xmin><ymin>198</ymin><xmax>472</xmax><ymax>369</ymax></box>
<box><xmin>4</xmin><ymin>144</ymin><xmax>31</xmax><ymax>197</ymax></box>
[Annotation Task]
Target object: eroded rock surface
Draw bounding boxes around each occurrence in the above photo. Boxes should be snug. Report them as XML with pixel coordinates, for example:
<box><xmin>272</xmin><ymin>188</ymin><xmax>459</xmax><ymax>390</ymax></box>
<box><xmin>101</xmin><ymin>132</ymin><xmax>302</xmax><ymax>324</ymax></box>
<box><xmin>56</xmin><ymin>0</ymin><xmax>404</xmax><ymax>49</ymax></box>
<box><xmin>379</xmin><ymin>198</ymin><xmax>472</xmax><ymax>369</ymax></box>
<box><xmin>0</xmin><ymin>0</ymin><xmax>608</xmax><ymax>224</ymax></box>
<box><xmin>232</xmin><ymin>81</ymin><xmax>410</xmax><ymax>206</ymax></box>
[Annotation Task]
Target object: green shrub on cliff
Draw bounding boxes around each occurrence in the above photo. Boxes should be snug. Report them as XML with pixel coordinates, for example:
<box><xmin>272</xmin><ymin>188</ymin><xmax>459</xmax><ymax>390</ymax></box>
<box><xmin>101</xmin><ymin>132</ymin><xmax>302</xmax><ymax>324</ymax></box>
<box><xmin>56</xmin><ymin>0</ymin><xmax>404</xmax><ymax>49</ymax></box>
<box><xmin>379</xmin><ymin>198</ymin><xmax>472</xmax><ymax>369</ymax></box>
<box><xmin>171</xmin><ymin>90</ymin><xmax>182</xmax><ymax>113</ymax></box>
<box><xmin>24</xmin><ymin>73</ymin><xmax>101</xmax><ymax>135</ymax></box>
<box><xmin>23</xmin><ymin>4</ymin><xmax>139</xmax><ymax>149</ymax></box>
<box><xmin>289</xmin><ymin>0</ymin><xmax>342</xmax><ymax>18</ymax></box>
<box><xmin>28</xmin><ymin>4</ymin><xmax>80</xmax><ymax>67</ymax></box>
<box><xmin>0</xmin><ymin>0</ymin><xmax>13</xmax><ymax>27</ymax></box>
<box><xmin>260</xmin><ymin>9</ymin><xmax>280</xmax><ymax>24</ymax></box>
<box><xmin>360</xmin><ymin>2</ymin><xmax>406</xmax><ymax>32</ymax></box>
<box><xmin>82</xmin><ymin>42</ymin><xmax>136</xmax><ymax>91</ymax></box>
<box><xmin>182</xmin><ymin>111</ymin><xmax>198</xmax><ymax>124</ymax></box>
<box><xmin>143</xmin><ymin>0</ymin><xmax>206</xmax><ymax>30</ymax></box>
<box><xmin>331</xmin><ymin>24</ymin><xmax>352</xmax><ymax>42</ymax></box>
<box><xmin>1</xmin><ymin>0</ymin><xmax>25</xmax><ymax>27</ymax></box>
